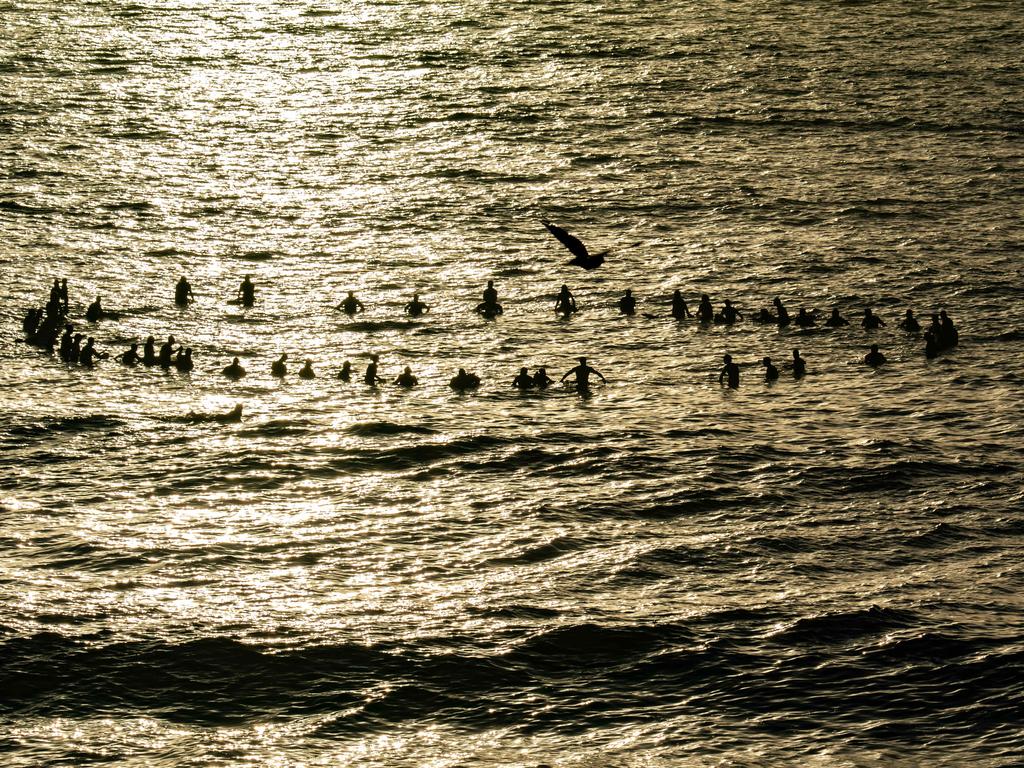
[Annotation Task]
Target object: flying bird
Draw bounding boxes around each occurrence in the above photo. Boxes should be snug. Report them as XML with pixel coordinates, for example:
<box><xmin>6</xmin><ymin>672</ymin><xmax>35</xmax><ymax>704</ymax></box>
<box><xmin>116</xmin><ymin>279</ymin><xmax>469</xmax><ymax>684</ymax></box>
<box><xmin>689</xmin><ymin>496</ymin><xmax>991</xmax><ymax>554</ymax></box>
<box><xmin>542</xmin><ymin>220</ymin><xmax>606</xmax><ymax>270</ymax></box>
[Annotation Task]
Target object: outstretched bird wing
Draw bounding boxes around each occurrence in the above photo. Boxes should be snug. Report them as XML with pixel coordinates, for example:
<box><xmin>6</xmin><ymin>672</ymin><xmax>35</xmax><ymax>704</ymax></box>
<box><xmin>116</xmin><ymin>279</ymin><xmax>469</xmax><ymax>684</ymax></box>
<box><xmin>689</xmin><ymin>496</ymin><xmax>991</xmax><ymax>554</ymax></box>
<box><xmin>542</xmin><ymin>220</ymin><xmax>591</xmax><ymax>261</ymax></box>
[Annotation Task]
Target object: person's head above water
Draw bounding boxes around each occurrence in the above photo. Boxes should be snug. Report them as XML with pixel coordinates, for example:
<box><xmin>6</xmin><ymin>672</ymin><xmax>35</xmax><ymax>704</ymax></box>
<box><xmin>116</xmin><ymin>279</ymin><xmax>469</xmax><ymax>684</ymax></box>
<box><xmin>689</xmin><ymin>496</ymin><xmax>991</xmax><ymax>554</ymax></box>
<box><xmin>762</xmin><ymin>356</ymin><xmax>771</xmax><ymax>365</ymax></box>
<box><xmin>723</xmin><ymin>353</ymin><xmax>732</xmax><ymax>363</ymax></box>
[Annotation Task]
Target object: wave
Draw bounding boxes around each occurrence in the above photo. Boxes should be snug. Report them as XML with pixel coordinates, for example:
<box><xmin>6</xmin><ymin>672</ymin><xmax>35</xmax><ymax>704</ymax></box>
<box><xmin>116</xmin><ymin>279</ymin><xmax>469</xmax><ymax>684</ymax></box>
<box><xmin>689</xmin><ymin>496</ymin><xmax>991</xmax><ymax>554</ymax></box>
<box><xmin>5</xmin><ymin>415</ymin><xmax>125</xmax><ymax>440</ymax></box>
<box><xmin>345</xmin><ymin>421</ymin><xmax>438</xmax><ymax>437</ymax></box>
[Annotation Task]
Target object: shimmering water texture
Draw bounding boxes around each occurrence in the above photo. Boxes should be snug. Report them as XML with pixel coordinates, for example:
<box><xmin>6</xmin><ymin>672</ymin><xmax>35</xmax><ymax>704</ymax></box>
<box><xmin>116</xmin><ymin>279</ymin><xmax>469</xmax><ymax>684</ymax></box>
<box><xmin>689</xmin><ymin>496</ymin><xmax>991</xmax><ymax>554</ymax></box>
<box><xmin>2</xmin><ymin>0</ymin><xmax>1024</xmax><ymax>765</ymax></box>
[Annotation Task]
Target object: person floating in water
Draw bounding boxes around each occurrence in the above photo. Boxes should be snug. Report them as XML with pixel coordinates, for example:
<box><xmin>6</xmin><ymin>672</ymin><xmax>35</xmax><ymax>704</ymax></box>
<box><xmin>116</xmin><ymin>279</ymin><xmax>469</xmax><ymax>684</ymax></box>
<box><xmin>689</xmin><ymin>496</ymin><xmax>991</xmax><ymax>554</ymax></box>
<box><xmin>364</xmin><ymin>354</ymin><xmax>383</xmax><ymax>385</ymax></box>
<box><xmin>142</xmin><ymin>336</ymin><xmax>158</xmax><ymax>366</ymax></box>
<box><xmin>794</xmin><ymin>308</ymin><xmax>816</xmax><ymax>327</ymax></box>
<box><xmin>477</xmin><ymin>280</ymin><xmax>503</xmax><ymax>318</ymax></box>
<box><xmin>618</xmin><ymin>289</ymin><xmax>637</xmax><ymax>316</ymax></box>
<box><xmin>696</xmin><ymin>294</ymin><xmax>714</xmax><ymax>324</ymax></box>
<box><xmin>512</xmin><ymin>366</ymin><xmax>534</xmax><ymax>389</ymax></box>
<box><xmin>85</xmin><ymin>296</ymin><xmax>104</xmax><ymax>323</ymax></box>
<box><xmin>716</xmin><ymin>299</ymin><xmax>742</xmax><ymax>324</ymax></box>
<box><xmin>762</xmin><ymin>356</ymin><xmax>779</xmax><ymax>382</ymax></box>
<box><xmin>533</xmin><ymin>367</ymin><xmax>554</xmax><ymax>389</ymax></box>
<box><xmin>338</xmin><ymin>360</ymin><xmax>352</xmax><ymax>381</ymax></box>
<box><xmin>79</xmin><ymin>337</ymin><xmax>108</xmax><ymax>367</ymax></box>
<box><xmin>271</xmin><ymin>353</ymin><xmax>288</xmax><ymax>378</ymax></box>
<box><xmin>298</xmin><ymin>360</ymin><xmax>315</xmax><ymax>379</ymax></box>
<box><xmin>175</xmin><ymin>275</ymin><xmax>194</xmax><ymax>306</ymax></box>
<box><xmin>405</xmin><ymin>294</ymin><xmax>429</xmax><ymax>317</ymax></box>
<box><xmin>824</xmin><ymin>307</ymin><xmax>849</xmax><ymax>327</ymax></box>
<box><xmin>560</xmin><ymin>357</ymin><xmax>606</xmax><ymax>390</ymax></box>
<box><xmin>222</xmin><ymin>357</ymin><xmax>246</xmax><ymax>380</ymax></box>
<box><xmin>773</xmin><ymin>297</ymin><xmax>790</xmax><ymax>327</ymax></box>
<box><xmin>175</xmin><ymin>347</ymin><xmax>194</xmax><ymax>372</ymax></box>
<box><xmin>864</xmin><ymin>344</ymin><xmax>886</xmax><ymax>367</ymax></box>
<box><xmin>337</xmin><ymin>291</ymin><xmax>365</xmax><ymax>316</ymax></box>
<box><xmin>158</xmin><ymin>335</ymin><xmax>177</xmax><ymax>369</ymax></box>
<box><xmin>450</xmin><ymin>368</ymin><xmax>481</xmax><ymax>390</ymax></box>
<box><xmin>237</xmin><ymin>275</ymin><xmax>255</xmax><ymax>307</ymax></box>
<box><xmin>791</xmin><ymin>348</ymin><xmax>806</xmax><ymax>379</ymax></box>
<box><xmin>899</xmin><ymin>309</ymin><xmax>921</xmax><ymax>333</ymax></box>
<box><xmin>861</xmin><ymin>308</ymin><xmax>884</xmax><ymax>329</ymax></box>
<box><xmin>671</xmin><ymin>290</ymin><xmax>692</xmax><ymax>320</ymax></box>
<box><xmin>555</xmin><ymin>284</ymin><xmax>577</xmax><ymax>316</ymax></box>
<box><xmin>394</xmin><ymin>366</ymin><xmax>417</xmax><ymax>387</ymax></box>
<box><xmin>118</xmin><ymin>342</ymin><xmax>141</xmax><ymax>366</ymax></box>
<box><xmin>718</xmin><ymin>353</ymin><xmax>740</xmax><ymax>389</ymax></box>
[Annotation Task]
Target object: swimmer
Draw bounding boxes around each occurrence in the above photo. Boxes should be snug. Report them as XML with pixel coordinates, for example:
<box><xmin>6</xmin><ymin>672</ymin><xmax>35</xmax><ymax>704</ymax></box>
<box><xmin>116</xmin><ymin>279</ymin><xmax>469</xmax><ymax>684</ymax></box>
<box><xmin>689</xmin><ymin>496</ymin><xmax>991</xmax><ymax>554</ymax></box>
<box><xmin>671</xmin><ymin>290</ymin><xmax>692</xmax><ymax>320</ymax></box>
<box><xmin>939</xmin><ymin>310</ymin><xmax>958</xmax><ymax>348</ymax></box>
<box><xmin>762</xmin><ymin>356</ymin><xmax>779</xmax><ymax>382</ymax></box>
<box><xmin>618</xmin><ymin>289</ymin><xmax>637</xmax><ymax>316</ymax></box>
<box><xmin>175</xmin><ymin>347</ymin><xmax>194</xmax><ymax>372</ymax></box>
<box><xmin>555</xmin><ymin>284</ymin><xmax>577</xmax><ymax>315</ymax></box>
<box><xmin>899</xmin><ymin>309</ymin><xmax>921</xmax><ymax>333</ymax></box>
<box><xmin>222</xmin><ymin>357</ymin><xmax>246</xmax><ymax>380</ymax></box>
<box><xmin>298</xmin><ymin>360</ymin><xmax>315</xmax><ymax>379</ymax></box>
<box><xmin>22</xmin><ymin>307</ymin><xmax>40</xmax><ymax>337</ymax></box>
<box><xmin>794</xmin><ymin>308</ymin><xmax>816</xmax><ymax>327</ymax></box>
<box><xmin>482</xmin><ymin>280</ymin><xmax>498</xmax><ymax>306</ymax></box>
<box><xmin>271</xmin><ymin>353</ymin><xmax>288</xmax><ymax>378</ymax></box>
<box><xmin>773</xmin><ymin>297</ymin><xmax>790</xmax><ymax>326</ymax></box>
<box><xmin>79</xmin><ymin>337</ymin><xmax>108</xmax><ymax>367</ymax></box>
<box><xmin>864</xmin><ymin>344</ymin><xmax>886</xmax><ymax>367</ymax></box>
<box><xmin>85</xmin><ymin>296</ymin><xmax>103</xmax><ymax>322</ymax></box>
<box><xmin>59</xmin><ymin>279</ymin><xmax>69</xmax><ymax>312</ymax></box>
<box><xmin>394</xmin><ymin>366</ymin><xmax>417</xmax><ymax>387</ymax></box>
<box><xmin>364</xmin><ymin>354</ymin><xmax>384</xmax><ymax>385</ymax></box>
<box><xmin>533</xmin><ymin>367</ymin><xmax>554</xmax><ymax>389</ymax></box>
<box><xmin>405</xmin><ymin>294</ymin><xmax>429</xmax><ymax>317</ymax></box>
<box><xmin>697</xmin><ymin>294</ymin><xmax>714</xmax><ymax>323</ymax></box>
<box><xmin>338</xmin><ymin>360</ymin><xmax>352</xmax><ymax>381</ymax></box>
<box><xmin>824</xmin><ymin>308</ymin><xmax>849</xmax><ymax>327</ymax></box>
<box><xmin>70</xmin><ymin>333</ymin><xmax>85</xmax><ymax>364</ymax></box>
<box><xmin>861</xmin><ymin>308</ymin><xmax>885</xmax><ymax>329</ymax></box>
<box><xmin>450</xmin><ymin>368</ymin><xmax>481</xmax><ymax>390</ymax></box>
<box><xmin>175</xmin><ymin>275</ymin><xmax>194</xmax><ymax>306</ymax></box>
<box><xmin>718</xmin><ymin>353</ymin><xmax>739</xmax><ymax>389</ymax></box>
<box><xmin>716</xmin><ymin>299</ymin><xmax>742</xmax><ymax>325</ymax></box>
<box><xmin>337</xmin><ymin>291</ymin><xmax>365</xmax><ymax>316</ymax></box>
<box><xmin>791</xmin><ymin>348</ymin><xmax>806</xmax><ymax>379</ymax></box>
<box><xmin>158</xmin><ymin>335</ymin><xmax>177</xmax><ymax>368</ymax></box>
<box><xmin>58</xmin><ymin>324</ymin><xmax>75</xmax><ymax>362</ymax></box>
<box><xmin>142</xmin><ymin>336</ymin><xmax>158</xmax><ymax>366</ymax></box>
<box><xmin>560</xmin><ymin>357</ymin><xmax>606</xmax><ymax>390</ymax></box>
<box><xmin>754</xmin><ymin>307</ymin><xmax>776</xmax><ymax>324</ymax></box>
<box><xmin>512</xmin><ymin>367</ymin><xmax>534</xmax><ymax>389</ymax></box>
<box><xmin>118</xmin><ymin>342</ymin><xmax>141</xmax><ymax>366</ymax></box>
<box><xmin>237</xmin><ymin>275</ymin><xmax>255</xmax><ymax>307</ymax></box>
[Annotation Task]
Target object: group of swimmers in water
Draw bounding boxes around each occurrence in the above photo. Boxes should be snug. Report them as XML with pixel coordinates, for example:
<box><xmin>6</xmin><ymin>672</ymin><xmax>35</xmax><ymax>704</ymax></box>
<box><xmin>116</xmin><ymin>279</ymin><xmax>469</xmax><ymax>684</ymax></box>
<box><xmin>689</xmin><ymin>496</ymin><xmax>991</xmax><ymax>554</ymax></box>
<box><xmin>20</xmin><ymin>275</ymin><xmax>961</xmax><ymax>401</ymax></box>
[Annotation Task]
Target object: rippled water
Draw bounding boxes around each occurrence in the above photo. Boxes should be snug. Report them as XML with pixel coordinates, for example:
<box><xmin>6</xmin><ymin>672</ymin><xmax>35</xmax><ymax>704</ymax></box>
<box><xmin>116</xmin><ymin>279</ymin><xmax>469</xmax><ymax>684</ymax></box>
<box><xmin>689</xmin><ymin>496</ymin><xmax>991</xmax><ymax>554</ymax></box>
<box><xmin>2</xmin><ymin>0</ymin><xmax>1023</xmax><ymax>765</ymax></box>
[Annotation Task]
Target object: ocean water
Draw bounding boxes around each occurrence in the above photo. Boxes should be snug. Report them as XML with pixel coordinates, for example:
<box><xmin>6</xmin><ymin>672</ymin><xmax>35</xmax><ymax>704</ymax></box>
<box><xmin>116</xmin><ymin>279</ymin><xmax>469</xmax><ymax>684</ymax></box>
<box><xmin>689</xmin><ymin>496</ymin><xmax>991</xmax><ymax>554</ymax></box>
<box><xmin>2</xmin><ymin>0</ymin><xmax>1023</xmax><ymax>765</ymax></box>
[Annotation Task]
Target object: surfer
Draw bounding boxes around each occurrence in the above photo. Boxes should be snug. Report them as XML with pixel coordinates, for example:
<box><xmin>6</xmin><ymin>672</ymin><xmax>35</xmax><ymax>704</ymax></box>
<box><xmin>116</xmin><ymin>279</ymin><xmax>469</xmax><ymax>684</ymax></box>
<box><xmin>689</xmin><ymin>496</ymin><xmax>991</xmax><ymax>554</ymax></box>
<box><xmin>762</xmin><ymin>356</ymin><xmax>779</xmax><ymax>382</ymax></box>
<box><xmin>716</xmin><ymin>299</ymin><xmax>742</xmax><ymax>324</ymax></box>
<box><xmin>79</xmin><ymin>337</ymin><xmax>108</xmax><ymax>367</ymax></box>
<box><xmin>618</xmin><ymin>289</ymin><xmax>637</xmax><ymax>316</ymax></box>
<box><xmin>364</xmin><ymin>354</ymin><xmax>383</xmax><ymax>385</ymax></box>
<box><xmin>337</xmin><ymin>291</ymin><xmax>365</xmax><ymax>316</ymax></box>
<box><xmin>142</xmin><ymin>336</ymin><xmax>158</xmax><ymax>366</ymax></box>
<box><xmin>899</xmin><ymin>309</ymin><xmax>921</xmax><ymax>332</ymax></box>
<box><xmin>59</xmin><ymin>279</ymin><xmax>69</xmax><ymax>314</ymax></box>
<box><xmin>773</xmin><ymin>297</ymin><xmax>790</xmax><ymax>326</ymax></box>
<box><xmin>671</xmin><ymin>290</ymin><xmax>692</xmax><ymax>320</ymax></box>
<box><xmin>542</xmin><ymin>220</ymin><xmax>606</xmax><ymax>270</ymax></box>
<box><xmin>555</xmin><ymin>284</ymin><xmax>577</xmax><ymax>315</ymax></box>
<box><xmin>560</xmin><ymin>357</ymin><xmax>606</xmax><ymax>390</ymax></box>
<box><xmin>222</xmin><ymin>357</ymin><xmax>246</xmax><ymax>380</ymax></box>
<box><xmin>861</xmin><ymin>308</ymin><xmax>885</xmax><ymax>329</ymax></box>
<box><xmin>58</xmin><ymin>324</ymin><xmax>75</xmax><ymax>362</ymax></box>
<box><xmin>405</xmin><ymin>294</ymin><xmax>429</xmax><ymax>317</ymax></box>
<box><xmin>754</xmin><ymin>307</ymin><xmax>776</xmax><ymax>324</ymax></box>
<box><xmin>158</xmin><ymin>335</ymin><xmax>177</xmax><ymax>368</ymax></box>
<box><xmin>175</xmin><ymin>275</ymin><xmax>194</xmax><ymax>306</ymax></box>
<box><xmin>939</xmin><ymin>310</ymin><xmax>958</xmax><ymax>347</ymax></box>
<box><xmin>450</xmin><ymin>368</ymin><xmax>481</xmax><ymax>390</ymax></box>
<box><xmin>175</xmin><ymin>347</ymin><xmax>194</xmax><ymax>372</ymax></box>
<box><xmin>791</xmin><ymin>348</ymin><xmax>807</xmax><ymax>379</ymax></box>
<box><xmin>512</xmin><ymin>367</ymin><xmax>535</xmax><ymax>389</ymax></box>
<box><xmin>794</xmin><ymin>308</ymin><xmax>816</xmax><ymax>327</ymax></box>
<box><xmin>85</xmin><ymin>296</ymin><xmax>103</xmax><ymax>322</ymax></box>
<box><xmin>824</xmin><ymin>308</ymin><xmax>849</xmax><ymax>327</ymax></box>
<box><xmin>69</xmin><ymin>333</ymin><xmax>85</xmax><ymax>364</ymax></box>
<box><xmin>271</xmin><ymin>353</ymin><xmax>288</xmax><ymax>378</ymax></box>
<box><xmin>118</xmin><ymin>342</ymin><xmax>141</xmax><ymax>366</ymax></box>
<box><xmin>718</xmin><ymin>353</ymin><xmax>739</xmax><ymax>389</ymax></box>
<box><xmin>697</xmin><ymin>294</ymin><xmax>714</xmax><ymax>324</ymax></box>
<box><xmin>298</xmin><ymin>360</ymin><xmax>315</xmax><ymax>379</ymax></box>
<box><xmin>338</xmin><ymin>360</ymin><xmax>352</xmax><ymax>381</ymax></box>
<box><xmin>864</xmin><ymin>344</ymin><xmax>886</xmax><ymax>367</ymax></box>
<box><xmin>237</xmin><ymin>275</ymin><xmax>255</xmax><ymax>307</ymax></box>
<box><xmin>394</xmin><ymin>366</ymin><xmax>417</xmax><ymax>387</ymax></box>
<box><xmin>533</xmin><ymin>367</ymin><xmax>554</xmax><ymax>389</ymax></box>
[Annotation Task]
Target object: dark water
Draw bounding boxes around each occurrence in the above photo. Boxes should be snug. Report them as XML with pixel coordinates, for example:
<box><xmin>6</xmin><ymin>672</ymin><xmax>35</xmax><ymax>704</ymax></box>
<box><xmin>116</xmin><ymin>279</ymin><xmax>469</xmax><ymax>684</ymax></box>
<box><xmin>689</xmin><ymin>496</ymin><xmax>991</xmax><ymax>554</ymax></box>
<box><xmin>2</xmin><ymin>0</ymin><xmax>1023</xmax><ymax>764</ymax></box>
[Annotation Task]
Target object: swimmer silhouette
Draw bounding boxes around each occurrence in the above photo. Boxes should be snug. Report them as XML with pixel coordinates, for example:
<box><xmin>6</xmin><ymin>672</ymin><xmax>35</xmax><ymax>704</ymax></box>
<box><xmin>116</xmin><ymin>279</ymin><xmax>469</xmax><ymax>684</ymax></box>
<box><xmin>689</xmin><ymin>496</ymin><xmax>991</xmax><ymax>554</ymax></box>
<box><xmin>718</xmin><ymin>353</ymin><xmax>739</xmax><ymax>389</ymax></box>
<box><xmin>755</xmin><ymin>308</ymin><xmax>776</xmax><ymax>324</ymax></box>
<box><xmin>773</xmin><ymin>297</ymin><xmax>790</xmax><ymax>326</ymax></box>
<box><xmin>618</xmin><ymin>289</ymin><xmax>637</xmax><ymax>316</ymax></box>
<box><xmin>158</xmin><ymin>335</ymin><xmax>177</xmax><ymax>369</ymax></box>
<box><xmin>337</xmin><ymin>291</ymin><xmax>364</xmax><ymax>316</ymax></box>
<box><xmin>450</xmin><ymin>368</ymin><xmax>481</xmax><ymax>390</ymax></box>
<box><xmin>560</xmin><ymin>357</ymin><xmax>606</xmax><ymax>390</ymax></box>
<box><xmin>394</xmin><ymin>366</ymin><xmax>417</xmax><ymax>387</ymax></box>
<box><xmin>142</xmin><ymin>336</ymin><xmax>158</xmax><ymax>366</ymax></box>
<box><xmin>533</xmin><ymin>367</ymin><xmax>554</xmax><ymax>389</ymax></box>
<box><xmin>671</xmin><ymin>290</ymin><xmax>692</xmax><ymax>320</ymax></box>
<box><xmin>512</xmin><ymin>366</ymin><xmax>534</xmax><ymax>389</ymax></box>
<box><xmin>189</xmin><ymin>403</ymin><xmax>243</xmax><ymax>424</ymax></box>
<box><xmin>716</xmin><ymin>299</ymin><xmax>742</xmax><ymax>325</ymax></box>
<box><xmin>237</xmin><ymin>275</ymin><xmax>255</xmax><ymax>307</ymax></box>
<box><xmin>175</xmin><ymin>347</ymin><xmax>194</xmax><ymax>372</ymax></box>
<box><xmin>271</xmin><ymin>353</ymin><xmax>287</xmax><ymax>378</ymax></box>
<box><xmin>59</xmin><ymin>278</ymin><xmax>69</xmax><ymax>314</ymax></box>
<box><xmin>541</xmin><ymin>220</ymin><xmax>606</xmax><ymax>270</ymax></box>
<box><xmin>762</xmin><ymin>356</ymin><xmax>779</xmax><ymax>382</ymax></box>
<box><xmin>118</xmin><ymin>342</ymin><xmax>141</xmax><ymax>366</ymax></box>
<box><xmin>22</xmin><ymin>307</ymin><xmax>40</xmax><ymax>337</ymax></box>
<box><xmin>861</xmin><ymin>308</ymin><xmax>885</xmax><ymax>329</ymax></box>
<box><xmin>483</xmin><ymin>280</ymin><xmax>498</xmax><ymax>306</ymax></box>
<box><xmin>79</xmin><ymin>337</ymin><xmax>108</xmax><ymax>367</ymax></box>
<box><xmin>939</xmin><ymin>310</ymin><xmax>958</xmax><ymax>347</ymax></box>
<box><xmin>364</xmin><ymin>354</ymin><xmax>384</xmax><ymax>385</ymax></box>
<box><xmin>222</xmin><ymin>357</ymin><xmax>246</xmax><ymax>380</ymax></box>
<box><xmin>791</xmin><ymin>348</ymin><xmax>806</xmax><ymax>379</ymax></box>
<box><xmin>697</xmin><ymin>294</ymin><xmax>714</xmax><ymax>324</ymax></box>
<box><xmin>555</xmin><ymin>284</ymin><xmax>577</xmax><ymax>315</ymax></box>
<box><xmin>794</xmin><ymin>308</ymin><xmax>816</xmax><ymax>327</ymax></box>
<box><xmin>175</xmin><ymin>275</ymin><xmax>194</xmax><ymax>306</ymax></box>
<box><xmin>405</xmin><ymin>294</ymin><xmax>429</xmax><ymax>317</ymax></box>
<box><xmin>476</xmin><ymin>280</ymin><xmax>503</xmax><ymax>318</ymax></box>
<box><xmin>864</xmin><ymin>344</ymin><xmax>886</xmax><ymax>367</ymax></box>
<box><xmin>338</xmin><ymin>360</ymin><xmax>352</xmax><ymax>381</ymax></box>
<box><xmin>85</xmin><ymin>296</ymin><xmax>103</xmax><ymax>322</ymax></box>
<box><xmin>899</xmin><ymin>309</ymin><xmax>921</xmax><ymax>333</ymax></box>
<box><xmin>298</xmin><ymin>360</ymin><xmax>315</xmax><ymax>379</ymax></box>
<box><xmin>824</xmin><ymin>308</ymin><xmax>849</xmax><ymax>327</ymax></box>
<box><xmin>70</xmin><ymin>333</ymin><xmax>84</xmax><ymax>364</ymax></box>
<box><xmin>59</xmin><ymin>324</ymin><xmax>75</xmax><ymax>362</ymax></box>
